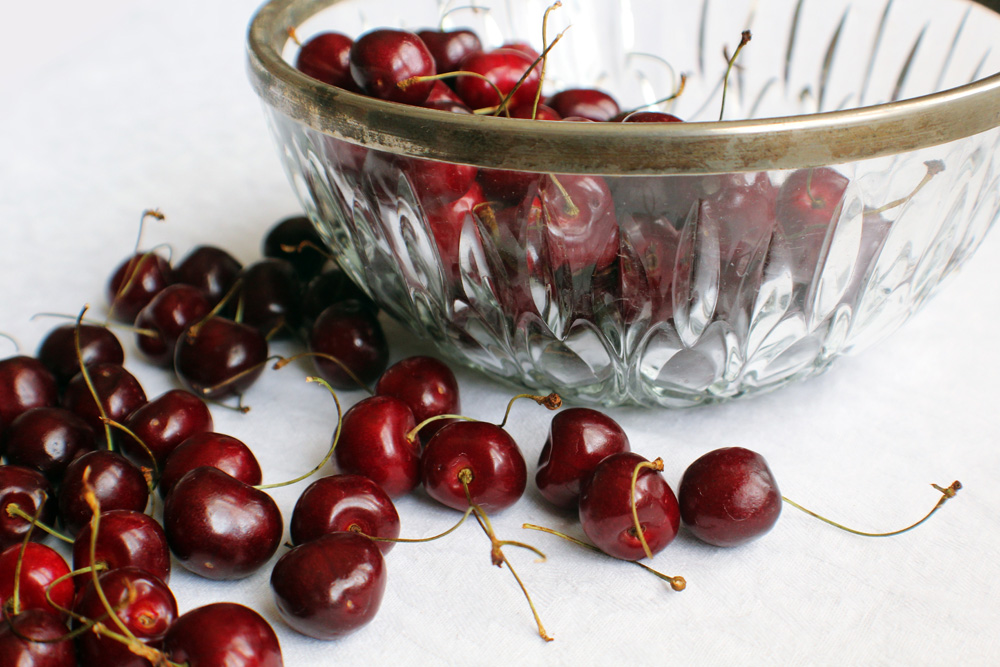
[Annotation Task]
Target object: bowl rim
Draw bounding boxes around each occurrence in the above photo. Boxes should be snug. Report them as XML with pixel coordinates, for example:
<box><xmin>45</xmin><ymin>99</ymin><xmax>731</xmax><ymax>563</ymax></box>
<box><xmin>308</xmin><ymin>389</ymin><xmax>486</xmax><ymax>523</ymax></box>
<box><xmin>246</xmin><ymin>0</ymin><xmax>1000</xmax><ymax>175</ymax></box>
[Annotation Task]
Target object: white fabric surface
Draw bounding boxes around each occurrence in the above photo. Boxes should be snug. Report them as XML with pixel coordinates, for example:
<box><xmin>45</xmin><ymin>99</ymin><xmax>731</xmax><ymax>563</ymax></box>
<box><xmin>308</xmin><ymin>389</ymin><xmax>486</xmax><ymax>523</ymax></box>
<box><xmin>1</xmin><ymin>2</ymin><xmax>998</xmax><ymax>665</ymax></box>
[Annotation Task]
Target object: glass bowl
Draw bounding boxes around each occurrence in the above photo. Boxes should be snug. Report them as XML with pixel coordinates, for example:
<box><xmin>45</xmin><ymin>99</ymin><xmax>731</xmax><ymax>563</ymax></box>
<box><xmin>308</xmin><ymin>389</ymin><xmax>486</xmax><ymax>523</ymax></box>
<box><xmin>247</xmin><ymin>0</ymin><xmax>1000</xmax><ymax>407</ymax></box>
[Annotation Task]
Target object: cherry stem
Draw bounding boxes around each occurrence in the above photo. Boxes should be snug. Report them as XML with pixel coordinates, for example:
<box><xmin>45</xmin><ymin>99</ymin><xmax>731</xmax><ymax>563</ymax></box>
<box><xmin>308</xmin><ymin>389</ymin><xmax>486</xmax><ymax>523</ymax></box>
<box><xmin>458</xmin><ymin>470</ymin><xmax>552</xmax><ymax>642</ymax></box>
<box><xmin>287</xmin><ymin>26</ymin><xmax>302</xmax><ymax>47</ymax></box>
<box><xmin>529</xmin><ymin>1</ymin><xmax>562</xmax><ymax>120</ymax></box>
<box><xmin>405</xmin><ymin>413</ymin><xmax>477</xmax><ymax>443</ymax></box>
<box><xmin>439</xmin><ymin>4</ymin><xmax>489</xmax><ymax>28</ymax></box>
<box><xmin>493</xmin><ymin>27</ymin><xmax>568</xmax><ymax>117</ymax></box>
<box><xmin>74</xmin><ymin>306</ymin><xmax>115</xmax><ymax>448</ymax></box>
<box><xmin>522</xmin><ymin>523</ymin><xmax>686</xmax><ymax>591</ymax></box>
<box><xmin>30</xmin><ymin>312</ymin><xmax>159</xmax><ymax>338</ymax></box>
<box><xmin>0</xmin><ymin>332</ymin><xmax>21</xmax><ymax>353</ymax></box>
<box><xmin>497</xmin><ymin>392</ymin><xmax>561</xmax><ymax>429</ymax></box>
<box><xmin>44</xmin><ymin>564</ymin><xmax>109</xmax><ymax>619</ymax></box>
<box><xmin>399</xmin><ymin>71</ymin><xmax>510</xmax><ymax>117</ymax></box>
<box><xmin>197</xmin><ymin>354</ymin><xmax>285</xmax><ymax>406</ymax></box>
<box><xmin>719</xmin><ymin>30</ymin><xmax>751</xmax><ymax>121</ymax></box>
<box><xmin>781</xmin><ymin>480</ymin><xmax>962</xmax><ymax>537</ymax></box>
<box><xmin>100</xmin><ymin>417</ymin><xmax>159</xmax><ymax>493</ymax></box>
<box><xmin>868</xmin><ymin>160</ymin><xmax>946</xmax><ymax>215</ymax></box>
<box><xmin>279</xmin><ymin>239</ymin><xmax>334</xmax><ymax>262</ymax></box>
<box><xmin>546</xmin><ymin>175</ymin><xmax>580</xmax><ymax>219</ymax></box>
<box><xmin>272</xmin><ymin>352</ymin><xmax>374</xmax><ymax>395</ymax></box>
<box><xmin>10</xmin><ymin>500</ymin><xmax>47</xmax><ymax>616</ymax></box>
<box><xmin>105</xmin><ymin>209</ymin><xmax>166</xmax><ymax>325</ymax></box>
<box><xmin>350</xmin><ymin>506</ymin><xmax>476</xmax><ymax>544</ymax></box>
<box><xmin>255</xmin><ymin>376</ymin><xmax>343</xmax><ymax>490</ymax></box>
<box><xmin>630</xmin><ymin>458</ymin><xmax>664</xmax><ymax>560</ymax></box>
<box><xmin>4</xmin><ymin>503</ymin><xmax>73</xmax><ymax>544</ymax></box>
<box><xmin>1</xmin><ymin>604</ymin><xmax>97</xmax><ymax>644</ymax></box>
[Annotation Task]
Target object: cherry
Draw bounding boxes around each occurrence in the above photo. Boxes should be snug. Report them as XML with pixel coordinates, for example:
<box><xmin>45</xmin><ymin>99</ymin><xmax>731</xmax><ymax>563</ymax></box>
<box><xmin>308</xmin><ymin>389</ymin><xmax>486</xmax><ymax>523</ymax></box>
<box><xmin>477</xmin><ymin>165</ymin><xmax>539</xmax><ymax>204</ymax></box>
<box><xmin>236</xmin><ymin>258</ymin><xmax>303</xmax><ymax>337</ymax></box>
<box><xmin>678</xmin><ymin>447</ymin><xmax>782</xmax><ymax>547</ymax></box>
<box><xmin>424</xmin><ymin>181</ymin><xmax>486</xmax><ymax>283</ymax></box>
<box><xmin>301</xmin><ymin>267</ymin><xmax>377</xmax><ymax>329</ymax></box>
<box><xmin>163</xmin><ymin>602</ymin><xmax>283</xmax><ymax>667</ymax></box>
<box><xmin>421</xmin><ymin>420</ymin><xmax>527</xmax><ymax>513</ymax></box>
<box><xmin>421</xmin><ymin>80</ymin><xmax>473</xmax><ymax>113</ymax></box>
<box><xmin>72</xmin><ymin>509</ymin><xmax>171</xmax><ymax>584</ymax></box>
<box><xmin>535</xmin><ymin>407</ymin><xmax>631</xmax><ymax>510</ymax></box>
<box><xmin>3</xmin><ymin>407</ymin><xmax>96</xmax><ymax>481</ymax></box>
<box><xmin>173</xmin><ymin>245</ymin><xmax>243</xmax><ymax>306</ymax></box>
<box><xmin>62</xmin><ymin>362</ymin><xmax>147</xmax><ymax>439</ymax></box>
<box><xmin>501</xmin><ymin>40</ymin><xmax>540</xmax><ymax>60</ymax></box>
<box><xmin>400</xmin><ymin>155</ymin><xmax>478</xmax><ymax>209</ymax></box>
<box><xmin>36</xmin><ymin>324</ymin><xmax>124</xmax><ymax>388</ymax></box>
<box><xmin>335</xmin><ymin>396</ymin><xmax>420</xmax><ymax>498</ymax></box>
<box><xmin>263</xmin><ymin>215</ymin><xmax>328</xmax><ymax>280</ymax></box>
<box><xmin>508</xmin><ymin>102</ymin><xmax>562</xmax><ymax>120</ymax></box>
<box><xmin>73</xmin><ymin>566</ymin><xmax>177</xmax><ymax>667</ymax></box>
<box><xmin>617</xmin><ymin>213</ymin><xmax>681</xmax><ymax>322</ymax></box>
<box><xmin>546</xmin><ymin>88</ymin><xmax>620</xmax><ymax>121</ymax></box>
<box><xmin>174</xmin><ymin>316</ymin><xmax>269</xmax><ymax>400</ymax></box>
<box><xmin>0</xmin><ymin>465</ymin><xmax>55</xmax><ymax>551</ymax></box>
<box><xmin>107</xmin><ymin>252</ymin><xmax>173</xmax><ymax>323</ymax></box>
<box><xmin>349</xmin><ymin>28</ymin><xmax>436</xmax><ymax>105</ymax></box>
<box><xmin>374</xmin><ymin>355</ymin><xmax>460</xmax><ymax>444</ymax></box>
<box><xmin>0</xmin><ymin>609</ymin><xmax>75</xmax><ymax>667</ymax></box>
<box><xmin>158</xmin><ymin>431</ymin><xmax>262</xmax><ymax>499</ymax></box>
<box><xmin>578</xmin><ymin>452</ymin><xmax>680</xmax><ymax>561</ymax></box>
<box><xmin>776</xmin><ymin>167</ymin><xmax>850</xmax><ymax>281</ymax></box>
<box><xmin>163</xmin><ymin>466</ymin><xmax>282</xmax><ymax>580</ymax></box>
<box><xmin>58</xmin><ymin>450</ymin><xmax>149</xmax><ymax>537</ymax></box>
<box><xmin>119</xmin><ymin>389</ymin><xmax>214</xmax><ymax>471</ymax></box>
<box><xmin>270</xmin><ymin>531</ymin><xmax>387</xmax><ymax>640</ymax></box>
<box><xmin>134</xmin><ymin>283</ymin><xmax>212</xmax><ymax>367</ymax></box>
<box><xmin>416</xmin><ymin>28</ymin><xmax>482</xmax><ymax>74</ymax></box>
<box><xmin>0</xmin><ymin>542</ymin><xmax>73</xmax><ymax>617</ymax></box>
<box><xmin>455</xmin><ymin>48</ymin><xmax>541</xmax><ymax>111</ymax></box>
<box><xmin>0</xmin><ymin>356</ymin><xmax>58</xmax><ymax>430</ymax></box>
<box><xmin>290</xmin><ymin>474</ymin><xmax>400</xmax><ymax>553</ymax></box>
<box><xmin>308</xmin><ymin>302</ymin><xmax>388</xmax><ymax>390</ymax></box>
<box><xmin>295</xmin><ymin>31</ymin><xmax>357</xmax><ymax>90</ymax></box>
<box><xmin>620</xmin><ymin>110</ymin><xmax>684</xmax><ymax>123</ymax></box>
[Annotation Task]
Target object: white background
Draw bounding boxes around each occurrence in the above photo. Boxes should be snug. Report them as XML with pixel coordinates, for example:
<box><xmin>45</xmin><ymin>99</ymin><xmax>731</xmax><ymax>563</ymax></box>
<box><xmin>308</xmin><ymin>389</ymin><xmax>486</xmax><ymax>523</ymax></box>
<box><xmin>1</xmin><ymin>1</ymin><xmax>998</xmax><ymax>665</ymax></box>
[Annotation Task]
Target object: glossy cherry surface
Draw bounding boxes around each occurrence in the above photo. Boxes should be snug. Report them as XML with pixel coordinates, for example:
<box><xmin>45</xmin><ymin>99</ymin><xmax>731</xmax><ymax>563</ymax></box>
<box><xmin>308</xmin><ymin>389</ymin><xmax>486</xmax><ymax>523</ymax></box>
<box><xmin>290</xmin><ymin>474</ymin><xmax>400</xmax><ymax>553</ymax></box>
<box><xmin>135</xmin><ymin>283</ymin><xmax>212</xmax><ymax>366</ymax></box>
<box><xmin>374</xmin><ymin>355</ymin><xmax>460</xmax><ymax>444</ymax></box>
<box><xmin>416</xmin><ymin>28</ymin><xmax>482</xmax><ymax>73</ymax></box>
<box><xmin>578</xmin><ymin>452</ymin><xmax>680</xmax><ymax>560</ymax></box>
<box><xmin>262</xmin><ymin>215</ymin><xmax>328</xmax><ymax>280</ymax></box>
<box><xmin>301</xmin><ymin>268</ymin><xmax>378</xmax><ymax>329</ymax></box>
<box><xmin>678</xmin><ymin>447</ymin><xmax>782</xmax><ymax>547</ymax></box>
<box><xmin>776</xmin><ymin>167</ymin><xmax>850</xmax><ymax>281</ymax></box>
<box><xmin>455</xmin><ymin>48</ymin><xmax>541</xmax><ymax>110</ymax></box>
<box><xmin>174</xmin><ymin>317</ymin><xmax>269</xmax><ymax>400</ymax></box>
<box><xmin>0</xmin><ymin>609</ymin><xmax>75</xmax><ymax>667</ymax></box>
<box><xmin>163</xmin><ymin>466</ymin><xmax>282</xmax><ymax>580</ymax></box>
<box><xmin>72</xmin><ymin>509</ymin><xmax>171</xmax><ymax>584</ymax></box>
<box><xmin>173</xmin><ymin>244</ymin><xmax>243</xmax><ymax>306</ymax></box>
<box><xmin>120</xmin><ymin>389</ymin><xmax>214</xmax><ymax>471</ymax></box>
<box><xmin>158</xmin><ymin>431</ymin><xmax>262</xmax><ymax>499</ymax></box>
<box><xmin>546</xmin><ymin>88</ymin><xmax>620</xmax><ymax>121</ymax></box>
<box><xmin>0</xmin><ymin>356</ymin><xmax>58</xmax><ymax>429</ymax></box>
<box><xmin>335</xmin><ymin>395</ymin><xmax>420</xmax><ymax>498</ymax></box>
<box><xmin>236</xmin><ymin>258</ymin><xmax>303</xmax><ymax>338</ymax></box>
<box><xmin>0</xmin><ymin>465</ymin><xmax>55</xmax><ymax>551</ymax></box>
<box><xmin>421</xmin><ymin>420</ymin><xmax>527</xmax><ymax>513</ymax></box>
<box><xmin>36</xmin><ymin>324</ymin><xmax>125</xmax><ymax>387</ymax></box>
<box><xmin>424</xmin><ymin>181</ymin><xmax>486</xmax><ymax>283</ymax></box>
<box><xmin>163</xmin><ymin>602</ymin><xmax>284</xmax><ymax>667</ymax></box>
<box><xmin>535</xmin><ymin>407</ymin><xmax>630</xmax><ymax>510</ymax></box>
<box><xmin>0</xmin><ymin>542</ymin><xmax>73</xmax><ymax>617</ymax></box>
<box><xmin>295</xmin><ymin>31</ymin><xmax>356</xmax><ymax>90</ymax></box>
<box><xmin>308</xmin><ymin>302</ymin><xmax>388</xmax><ymax>390</ymax></box>
<box><xmin>349</xmin><ymin>28</ymin><xmax>436</xmax><ymax>105</ymax></box>
<box><xmin>62</xmin><ymin>362</ymin><xmax>147</xmax><ymax>438</ymax></box>
<box><xmin>3</xmin><ymin>407</ymin><xmax>96</xmax><ymax>481</ymax></box>
<box><xmin>106</xmin><ymin>252</ymin><xmax>173</xmax><ymax>323</ymax></box>
<box><xmin>58</xmin><ymin>450</ymin><xmax>149</xmax><ymax>537</ymax></box>
<box><xmin>271</xmin><ymin>531</ymin><xmax>387</xmax><ymax>640</ymax></box>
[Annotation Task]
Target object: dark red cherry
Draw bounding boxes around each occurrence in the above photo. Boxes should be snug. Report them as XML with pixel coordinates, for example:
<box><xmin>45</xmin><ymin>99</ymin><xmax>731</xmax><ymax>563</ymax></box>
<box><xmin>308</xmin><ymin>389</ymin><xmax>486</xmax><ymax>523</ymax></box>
<box><xmin>158</xmin><ymin>432</ymin><xmax>262</xmax><ymax>499</ymax></box>
<box><xmin>375</xmin><ymin>355</ymin><xmax>460</xmax><ymax>444</ymax></box>
<box><xmin>262</xmin><ymin>215</ymin><xmax>328</xmax><ymax>281</ymax></box>
<box><xmin>301</xmin><ymin>268</ymin><xmax>378</xmax><ymax>330</ymax></box>
<box><xmin>295</xmin><ymin>31</ymin><xmax>356</xmax><ymax>90</ymax></box>
<box><xmin>507</xmin><ymin>102</ymin><xmax>562</xmax><ymax>120</ymax></box>
<box><xmin>174</xmin><ymin>317</ymin><xmax>269</xmax><ymax>400</ymax></box>
<box><xmin>0</xmin><ymin>543</ymin><xmax>73</xmax><ymax>617</ymax></box>
<box><xmin>0</xmin><ymin>356</ymin><xmax>58</xmax><ymax>430</ymax></box>
<box><xmin>173</xmin><ymin>245</ymin><xmax>243</xmax><ymax>306</ymax></box>
<box><xmin>578</xmin><ymin>452</ymin><xmax>680</xmax><ymax>560</ymax></box>
<box><xmin>0</xmin><ymin>465</ymin><xmax>55</xmax><ymax>551</ymax></box>
<box><xmin>73</xmin><ymin>566</ymin><xmax>177</xmax><ymax>667</ymax></box>
<box><xmin>4</xmin><ymin>407</ymin><xmax>96</xmax><ymax>481</ymax></box>
<box><xmin>72</xmin><ymin>509</ymin><xmax>171</xmax><ymax>583</ymax></box>
<box><xmin>416</xmin><ymin>28</ymin><xmax>482</xmax><ymax>74</ymax></box>
<box><xmin>421</xmin><ymin>421</ymin><xmax>527</xmax><ymax>513</ymax></box>
<box><xmin>236</xmin><ymin>258</ymin><xmax>303</xmax><ymax>337</ymax></box>
<box><xmin>308</xmin><ymin>302</ymin><xmax>388</xmax><ymax>390</ymax></box>
<box><xmin>36</xmin><ymin>324</ymin><xmax>125</xmax><ymax>388</ymax></box>
<box><xmin>62</xmin><ymin>362</ymin><xmax>147</xmax><ymax>438</ymax></box>
<box><xmin>678</xmin><ymin>447</ymin><xmax>782</xmax><ymax>547</ymax></box>
<box><xmin>401</xmin><ymin>155</ymin><xmax>478</xmax><ymax>208</ymax></box>
<box><xmin>107</xmin><ymin>252</ymin><xmax>173</xmax><ymax>323</ymax></box>
<box><xmin>0</xmin><ymin>609</ymin><xmax>75</xmax><ymax>667</ymax></box>
<box><xmin>776</xmin><ymin>167</ymin><xmax>850</xmax><ymax>281</ymax></box>
<box><xmin>617</xmin><ymin>213</ymin><xmax>681</xmax><ymax>322</ymax></box>
<box><xmin>477</xmin><ymin>165</ymin><xmax>539</xmax><ymax>204</ymax></box>
<box><xmin>546</xmin><ymin>88</ymin><xmax>620</xmax><ymax>121</ymax></box>
<box><xmin>424</xmin><ymin>181</ymin><xmax>487</xmax><ymax>283</ymax></box>
<box><xmin>135</xmin><ymin>283</ymin><xmax>212</xmax><ymax>367</ymax></box>
<box><xmin>421</xmin><ymin>80</ymin><xmax>474</xmax><ymax>114</ymax></box>
<box><xmin>271</xmin><ymin>531</ymin><xmax>387</xmax><ymax>640</ymax></box>
<box><xmin>535</xmin><ymin>407</ymin><xmax>630</xmax><ymax>510</ymax></box>
<box><xmin>163</xmin><ymin>467</ymin><xmax>282</xmax><ymax>580</ymax></box>
<box><xmin>119</xmin><ymin>389</ymin><xmax>213</xmax><ymax>471</ymax></box>
<box><xmin>163</xmin><ymin>602</ymin><xmax>283</xmax><ymax>667</ymax></box>
<box><xmin>335</xmin><ymin>396</ymin><xmax>420</xmax><ymax>498</ymax></box>
<box><xmin>455</xmin><ymin>48</ymin><xmax>541</xmax><ymax>110</ymax></box>
<box><xmin>349</xmin><ymin>28</ymin><xmax>436</xmax><ymax>105</ymax></box>
<box><xmin>58</xmin><ymin>450</ymin><xmax>149</xmax><ymax>537</ymax></box>
<box><xmin>501</xmin><ymin>40</ymin><xmax>539</xmax><ymax>60</ymax></box>
<box><xmin>620</xmin><ymin>110</ymin><xmax>684</xmax><ymax>123</ymax></box>
<box><xmin>290</xmin><ymin>474</ymin><xmax>400</xmax><ymax>553</ymax></box>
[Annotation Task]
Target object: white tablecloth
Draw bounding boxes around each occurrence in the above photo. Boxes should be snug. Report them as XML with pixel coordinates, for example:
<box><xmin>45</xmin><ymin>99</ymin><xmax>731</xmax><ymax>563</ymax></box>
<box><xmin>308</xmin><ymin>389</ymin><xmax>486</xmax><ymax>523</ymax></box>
<box><xmin>1</xmin><ymin>2</ymin><xmax>998</xmax><ymax>665</ymax></box>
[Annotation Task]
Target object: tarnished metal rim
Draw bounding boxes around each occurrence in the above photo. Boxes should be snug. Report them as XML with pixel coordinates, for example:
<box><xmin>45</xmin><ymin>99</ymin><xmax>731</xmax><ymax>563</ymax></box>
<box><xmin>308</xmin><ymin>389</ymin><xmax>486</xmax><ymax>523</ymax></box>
<box><xmin>247</xmin><ymin>0</ymin><xmax>1000</xmax><ymax>175</ymax></box>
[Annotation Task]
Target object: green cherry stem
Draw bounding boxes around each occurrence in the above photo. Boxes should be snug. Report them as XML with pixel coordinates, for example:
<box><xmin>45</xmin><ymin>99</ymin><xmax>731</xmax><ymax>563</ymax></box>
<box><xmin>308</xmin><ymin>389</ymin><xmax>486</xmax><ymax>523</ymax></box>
<box><xmin>4</xmin><ymin>503</ymin><xmax>73</xmax><ymax>544</ymax></box>
<box><xmin>497</xmin><ymin>392</ymin><xmax>561</xmax><ymax>429</ymax></box>
<box><xmin>719</xmin><ymin>29</ymin><xmax>751</xmax><ymax>121</ymax></box>
<box><xmin>629</xmin><ymin>457</ymin><xmax>663</xmax><ymax>561</ymax></box>
<box><xmin>74</xmin><ymin>305</ymin><xmax>114</xmax><ymax>448</ymax></box>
